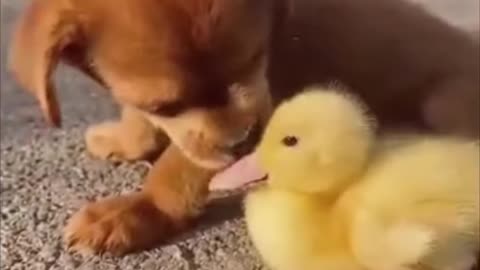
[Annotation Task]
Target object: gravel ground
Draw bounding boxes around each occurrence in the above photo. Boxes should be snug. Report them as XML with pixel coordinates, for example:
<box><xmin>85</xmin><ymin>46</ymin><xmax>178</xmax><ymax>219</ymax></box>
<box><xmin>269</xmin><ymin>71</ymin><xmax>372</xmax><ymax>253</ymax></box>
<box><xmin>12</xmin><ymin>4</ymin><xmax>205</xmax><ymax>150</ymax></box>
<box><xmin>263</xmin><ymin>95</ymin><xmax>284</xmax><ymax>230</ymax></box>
<box><xmin>0</xmin><ymin>1</ymin><xmax>478</xmax><ymax>270</ymax></box>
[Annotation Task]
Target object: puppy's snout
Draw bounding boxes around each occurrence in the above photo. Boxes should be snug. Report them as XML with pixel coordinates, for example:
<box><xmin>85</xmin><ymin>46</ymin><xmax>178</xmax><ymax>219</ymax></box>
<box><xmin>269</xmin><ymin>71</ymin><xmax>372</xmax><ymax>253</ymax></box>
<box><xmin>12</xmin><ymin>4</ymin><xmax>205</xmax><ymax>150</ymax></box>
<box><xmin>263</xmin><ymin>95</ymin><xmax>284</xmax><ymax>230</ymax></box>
<box><xmin>226</xmin><ymin>122</ymin><xmax>262</xmax><ymax>158</ymax></box>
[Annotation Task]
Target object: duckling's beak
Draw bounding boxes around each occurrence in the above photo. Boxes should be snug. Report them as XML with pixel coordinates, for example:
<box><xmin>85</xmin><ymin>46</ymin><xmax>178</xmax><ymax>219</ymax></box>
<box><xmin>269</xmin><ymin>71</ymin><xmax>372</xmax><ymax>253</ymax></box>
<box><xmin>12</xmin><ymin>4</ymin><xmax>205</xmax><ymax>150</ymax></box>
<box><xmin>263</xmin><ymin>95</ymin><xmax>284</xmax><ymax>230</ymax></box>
<box><xmin>209</xmin><ymin>152</ymin><xmax>268</xmax><ymax>191</ymax></box>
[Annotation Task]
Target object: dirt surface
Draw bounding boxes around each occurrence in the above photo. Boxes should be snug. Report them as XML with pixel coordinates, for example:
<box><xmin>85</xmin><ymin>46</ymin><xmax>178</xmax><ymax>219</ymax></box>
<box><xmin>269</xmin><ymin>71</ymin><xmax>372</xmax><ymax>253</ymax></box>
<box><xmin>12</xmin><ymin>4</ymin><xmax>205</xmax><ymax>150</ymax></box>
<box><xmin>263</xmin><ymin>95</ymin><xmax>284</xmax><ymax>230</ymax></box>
<box><xmin>0</xmin><ymin>0</ymin><xmax>478</xmax><ymax>269</ymax></box>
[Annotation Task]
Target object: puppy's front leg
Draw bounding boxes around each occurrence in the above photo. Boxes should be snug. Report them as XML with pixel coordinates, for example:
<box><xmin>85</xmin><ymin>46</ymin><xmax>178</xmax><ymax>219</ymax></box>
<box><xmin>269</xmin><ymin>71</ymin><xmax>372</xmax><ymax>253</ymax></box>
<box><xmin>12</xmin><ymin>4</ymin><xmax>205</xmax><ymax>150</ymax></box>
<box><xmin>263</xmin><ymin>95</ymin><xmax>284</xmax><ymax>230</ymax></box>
<box><xmin>64</xmin><ymin>144</ymin><xmax>216</xmax><ymax>255</ymax></box>
<box><xmin>85</xmin><ymin>106</ymin><xmax>168</xmax><ymax>162</ymax></box>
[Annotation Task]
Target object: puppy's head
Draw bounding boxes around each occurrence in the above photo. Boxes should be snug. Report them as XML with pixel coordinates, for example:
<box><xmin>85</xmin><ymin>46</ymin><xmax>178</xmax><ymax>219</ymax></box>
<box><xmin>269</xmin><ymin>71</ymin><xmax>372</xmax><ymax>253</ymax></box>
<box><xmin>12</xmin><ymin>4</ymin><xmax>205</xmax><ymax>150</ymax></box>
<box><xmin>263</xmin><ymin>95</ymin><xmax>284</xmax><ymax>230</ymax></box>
<box><xmin>9</xmin><ymin>0</ymin><xmax>275</xmax><ymax>169</ymax></box>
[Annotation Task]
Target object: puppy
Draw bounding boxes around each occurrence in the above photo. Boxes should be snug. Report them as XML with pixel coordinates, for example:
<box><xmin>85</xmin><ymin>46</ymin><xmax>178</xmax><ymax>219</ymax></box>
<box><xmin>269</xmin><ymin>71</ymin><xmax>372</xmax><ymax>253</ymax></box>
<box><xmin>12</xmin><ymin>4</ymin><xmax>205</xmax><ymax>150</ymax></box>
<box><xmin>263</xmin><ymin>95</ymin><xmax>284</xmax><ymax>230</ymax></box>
<box><xmin>9</xmin><ymin>0</ymin><xmax>479</xmax><ymax>254</ymax></box>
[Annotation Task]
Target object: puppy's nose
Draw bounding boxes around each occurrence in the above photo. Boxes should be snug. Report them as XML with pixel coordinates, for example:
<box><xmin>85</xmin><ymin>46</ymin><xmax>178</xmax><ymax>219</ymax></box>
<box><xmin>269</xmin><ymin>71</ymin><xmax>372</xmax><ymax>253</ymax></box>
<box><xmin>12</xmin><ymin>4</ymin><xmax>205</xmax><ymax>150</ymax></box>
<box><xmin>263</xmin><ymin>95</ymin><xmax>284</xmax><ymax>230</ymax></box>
<box><xmin>227</xmin><ymin>123</ymin><xmax>262</xmax><ymax>158</ymax></box>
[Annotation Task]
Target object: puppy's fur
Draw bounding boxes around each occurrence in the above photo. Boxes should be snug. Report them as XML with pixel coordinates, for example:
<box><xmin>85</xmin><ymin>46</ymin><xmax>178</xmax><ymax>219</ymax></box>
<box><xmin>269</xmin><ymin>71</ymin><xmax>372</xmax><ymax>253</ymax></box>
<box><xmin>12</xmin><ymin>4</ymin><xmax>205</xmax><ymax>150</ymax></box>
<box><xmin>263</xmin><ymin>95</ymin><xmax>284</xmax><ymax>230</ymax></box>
<box><xmin>9</xmin><ymin>0</ymin><xmax>479</xmax><ymax>254</ymax></box>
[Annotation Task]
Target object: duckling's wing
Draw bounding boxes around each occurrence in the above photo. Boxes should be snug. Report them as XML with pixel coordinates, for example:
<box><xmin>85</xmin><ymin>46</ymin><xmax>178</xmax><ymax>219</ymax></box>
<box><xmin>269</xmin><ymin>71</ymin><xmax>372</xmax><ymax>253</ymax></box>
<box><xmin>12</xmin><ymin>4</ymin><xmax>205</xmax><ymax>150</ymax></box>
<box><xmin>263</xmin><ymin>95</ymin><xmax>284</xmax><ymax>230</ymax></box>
<box><xmin>351</xmin><ymin>208</ymin><xmax>436</xmax><ymax>270</ymax></box>
<box><xmin>351</xmin><ymin>137</ymin><xmax>479</xmax><ymax>270</ymax></box>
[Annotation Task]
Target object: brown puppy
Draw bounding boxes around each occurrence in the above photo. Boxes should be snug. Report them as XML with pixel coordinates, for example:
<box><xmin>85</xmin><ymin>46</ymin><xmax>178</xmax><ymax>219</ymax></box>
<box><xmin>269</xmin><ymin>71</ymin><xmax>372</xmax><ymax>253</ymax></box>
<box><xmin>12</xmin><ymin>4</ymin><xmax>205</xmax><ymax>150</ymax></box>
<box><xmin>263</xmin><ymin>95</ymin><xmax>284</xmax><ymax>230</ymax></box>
<box><xmin>9</xmin><ymin>0</ymin><xmax>479</xmax><ymax>254</ymax></box>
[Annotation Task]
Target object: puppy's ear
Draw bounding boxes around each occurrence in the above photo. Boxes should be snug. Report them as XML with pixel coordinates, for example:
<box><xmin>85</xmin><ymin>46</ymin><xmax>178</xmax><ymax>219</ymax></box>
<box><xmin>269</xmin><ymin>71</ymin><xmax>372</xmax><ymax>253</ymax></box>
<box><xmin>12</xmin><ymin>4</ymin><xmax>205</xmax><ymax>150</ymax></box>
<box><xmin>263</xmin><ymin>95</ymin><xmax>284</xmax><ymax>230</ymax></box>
<box><xmin>9</xmin><ymin>0</ymin><xmax>80</xmax><ymax>127</ymax></box>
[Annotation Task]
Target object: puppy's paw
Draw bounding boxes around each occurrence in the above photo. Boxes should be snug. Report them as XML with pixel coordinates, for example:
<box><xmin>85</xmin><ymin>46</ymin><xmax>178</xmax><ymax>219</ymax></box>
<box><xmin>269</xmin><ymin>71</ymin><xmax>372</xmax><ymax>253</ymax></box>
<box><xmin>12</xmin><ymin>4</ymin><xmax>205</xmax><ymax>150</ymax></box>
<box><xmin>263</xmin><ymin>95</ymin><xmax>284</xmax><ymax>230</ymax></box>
<box><xmin>85</xmin><ymin>122</ymin><xmax>124</xmax><ymax>161</ymax></box>
<box><xmin>85</xmin><ymin>120</ymin><xmax>165</xmax><ymax>162</ymax></box>
<box><xmin>64</xmin><ymin>193</ymin><xmax>176</xmax><ymax>255</ymax></box>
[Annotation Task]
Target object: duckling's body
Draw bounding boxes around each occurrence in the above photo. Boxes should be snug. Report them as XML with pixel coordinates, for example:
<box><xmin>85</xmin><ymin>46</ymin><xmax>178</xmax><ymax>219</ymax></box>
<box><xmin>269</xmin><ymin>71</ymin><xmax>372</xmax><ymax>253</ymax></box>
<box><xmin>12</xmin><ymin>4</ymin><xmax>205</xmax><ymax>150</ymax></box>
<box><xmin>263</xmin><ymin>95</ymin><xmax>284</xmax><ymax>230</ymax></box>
<box><xmin>246</xmin><ymin>188</ymin><xmax>362</xmax><ymax>270</ymax></box>
<box><xmin>241</xmin><ymin>88</ymin><xmax>479</xmax><ymax>270</ymax></box>
<box><xmin>348</xmin><ymin>137</ymin><xmax>479</xmax><ymax>270</ymax></box>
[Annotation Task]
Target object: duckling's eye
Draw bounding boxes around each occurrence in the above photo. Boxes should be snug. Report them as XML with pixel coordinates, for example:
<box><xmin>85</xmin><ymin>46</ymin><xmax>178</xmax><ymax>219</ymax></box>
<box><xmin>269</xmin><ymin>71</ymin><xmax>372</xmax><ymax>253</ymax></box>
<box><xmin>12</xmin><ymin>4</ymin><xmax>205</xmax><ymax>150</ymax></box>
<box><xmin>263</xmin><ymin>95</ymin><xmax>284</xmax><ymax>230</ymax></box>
<box><xmin>282</xmin><ymin>136</ymin><xmax>298</xmax><ymax>147</ymax></box>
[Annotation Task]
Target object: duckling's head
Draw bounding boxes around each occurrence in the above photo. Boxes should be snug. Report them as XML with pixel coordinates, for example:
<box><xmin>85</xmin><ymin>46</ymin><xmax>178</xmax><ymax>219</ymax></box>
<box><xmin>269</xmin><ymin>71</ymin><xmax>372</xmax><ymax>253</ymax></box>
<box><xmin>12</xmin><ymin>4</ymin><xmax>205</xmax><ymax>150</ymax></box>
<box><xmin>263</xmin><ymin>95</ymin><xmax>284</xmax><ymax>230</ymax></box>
<box><xmin>257</xmin><ymin>87</ymin><xmax>375</xmax><ymax>194</ymax></box>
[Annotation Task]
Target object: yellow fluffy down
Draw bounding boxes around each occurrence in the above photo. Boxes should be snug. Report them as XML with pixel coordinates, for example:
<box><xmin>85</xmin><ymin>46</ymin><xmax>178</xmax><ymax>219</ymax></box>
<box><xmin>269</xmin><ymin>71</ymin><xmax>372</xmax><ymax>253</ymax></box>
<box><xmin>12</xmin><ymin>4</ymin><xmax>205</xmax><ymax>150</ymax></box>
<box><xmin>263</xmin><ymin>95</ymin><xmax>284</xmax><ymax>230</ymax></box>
<box><xmin>244</xmin><ymin>86</ymin><xmax>479</xmax><ymax>270</ymax></box>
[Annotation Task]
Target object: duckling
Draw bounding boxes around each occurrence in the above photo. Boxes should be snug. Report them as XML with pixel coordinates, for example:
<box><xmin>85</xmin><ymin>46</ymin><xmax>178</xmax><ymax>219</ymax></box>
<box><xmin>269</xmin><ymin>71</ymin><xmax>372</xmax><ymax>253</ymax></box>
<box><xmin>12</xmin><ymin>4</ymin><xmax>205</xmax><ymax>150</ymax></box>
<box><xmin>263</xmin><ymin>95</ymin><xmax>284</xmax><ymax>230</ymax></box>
<box><xmin>242</xmin><ymin>87</ymin><xmax>479</xmax><ymax>270</ymax></box>
<box><xmin>245</xmin><ymin>88</ymin><xmax>375</xmax><ymax>270</ymax></box>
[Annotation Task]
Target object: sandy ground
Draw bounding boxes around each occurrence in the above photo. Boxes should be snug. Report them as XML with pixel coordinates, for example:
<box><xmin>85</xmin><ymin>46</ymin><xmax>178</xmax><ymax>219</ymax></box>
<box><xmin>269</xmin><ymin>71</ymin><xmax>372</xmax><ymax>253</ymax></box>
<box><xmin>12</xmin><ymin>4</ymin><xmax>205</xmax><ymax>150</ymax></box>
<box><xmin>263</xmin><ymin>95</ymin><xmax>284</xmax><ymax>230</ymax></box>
<box><xmin>0</xmin><ymin>0</ymin><xmax>478</xmax><ymax>269</ymax></box>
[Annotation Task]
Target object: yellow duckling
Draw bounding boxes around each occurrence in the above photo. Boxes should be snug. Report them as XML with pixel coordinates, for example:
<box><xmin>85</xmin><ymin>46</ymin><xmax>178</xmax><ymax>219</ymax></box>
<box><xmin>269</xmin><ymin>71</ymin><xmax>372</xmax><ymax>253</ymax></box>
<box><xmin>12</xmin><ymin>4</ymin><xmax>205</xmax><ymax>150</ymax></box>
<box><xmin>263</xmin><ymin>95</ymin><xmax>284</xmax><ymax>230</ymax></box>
<box><xmin>244</xmin><ymin>88</ymin><xmax>375</xmax><ymax>270</ymax></box>
<box><xmin>237</xmin><ymin>87</ymin><xmax>479</xmax><ymax>270</ymax></box>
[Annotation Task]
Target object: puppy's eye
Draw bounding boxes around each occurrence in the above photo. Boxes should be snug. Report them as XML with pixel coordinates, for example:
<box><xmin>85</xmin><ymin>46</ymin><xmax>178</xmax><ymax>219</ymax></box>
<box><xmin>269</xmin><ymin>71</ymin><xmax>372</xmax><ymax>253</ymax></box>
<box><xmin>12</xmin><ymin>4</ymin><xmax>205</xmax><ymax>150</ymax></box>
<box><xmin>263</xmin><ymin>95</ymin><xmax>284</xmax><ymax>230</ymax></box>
<box><xmin>146</xmin><ymin>101</ymin><xmax>186</xmax><ymax>117</ymax></box>
<box><xmin>282</xmin><ymin>136</ymin><xmax>298</xmax><ymax>147</ymax></box>
<box><xmin>233</xmin><ymin>48</ymin><xmax>265</xmax><ymax>80</ymax></box>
